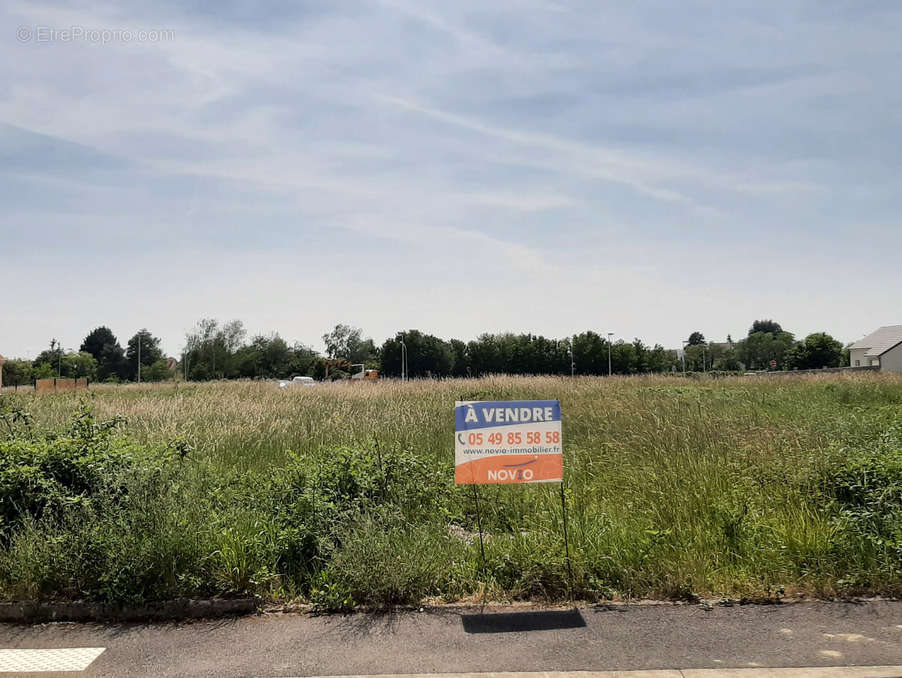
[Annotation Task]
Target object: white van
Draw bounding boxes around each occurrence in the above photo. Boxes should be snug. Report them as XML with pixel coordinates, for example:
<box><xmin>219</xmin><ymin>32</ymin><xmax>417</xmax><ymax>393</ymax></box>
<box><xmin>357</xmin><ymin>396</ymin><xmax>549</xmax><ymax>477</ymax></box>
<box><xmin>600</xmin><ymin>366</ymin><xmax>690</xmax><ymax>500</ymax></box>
<box><xmin>279</xmin><ymin>376</ymin><xmax>316</xmax><ymax>388</ymax></box>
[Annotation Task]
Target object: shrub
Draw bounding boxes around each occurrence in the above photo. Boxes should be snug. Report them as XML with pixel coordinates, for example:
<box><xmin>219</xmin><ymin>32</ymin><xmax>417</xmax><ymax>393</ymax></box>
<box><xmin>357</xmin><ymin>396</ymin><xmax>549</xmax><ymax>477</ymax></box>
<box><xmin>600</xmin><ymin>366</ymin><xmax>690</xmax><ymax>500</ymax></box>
<box><xmin>0</xmin><ymin>407</ymin><xmax>138</xmax><ymax>540</ymax></box>
<box><xmin>826</xmin><ymin>440</ymin><xmax>902</xmax><ymax>585</ymax></box>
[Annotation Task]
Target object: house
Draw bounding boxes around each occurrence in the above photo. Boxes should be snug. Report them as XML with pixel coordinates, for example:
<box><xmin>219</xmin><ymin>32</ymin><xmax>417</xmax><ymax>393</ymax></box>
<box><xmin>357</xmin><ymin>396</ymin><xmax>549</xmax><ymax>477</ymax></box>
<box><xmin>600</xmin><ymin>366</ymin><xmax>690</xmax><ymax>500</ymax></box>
<box><xmin>849</xmin><ymin>325</ymin><xmax>902</xmax><ymax>372</ymax></box>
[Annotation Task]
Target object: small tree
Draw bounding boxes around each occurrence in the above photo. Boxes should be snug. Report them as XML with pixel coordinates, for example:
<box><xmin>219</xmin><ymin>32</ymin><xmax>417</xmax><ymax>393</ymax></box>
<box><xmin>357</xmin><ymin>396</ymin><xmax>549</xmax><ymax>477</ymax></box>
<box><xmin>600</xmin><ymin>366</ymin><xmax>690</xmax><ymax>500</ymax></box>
<box><xmin>126</xmin><ymin>329</ymin><xmax>164</xmax><ymax>381</ymax></box>
<box><xmin>141</xmin><ymin>359</ymin><xmax>173</xmax><ymax>382</ymax></box>
<box><xmin>786</xmin><ymin>333</ymin><xmax>844</xmax><ymax>370</ymax></box>
<box><xmin>322</xmin><ymin>324</ymin><xmax>375</xmax><ymax>364</ymax></box>
<box><xmin>81</xmin><ymin>327</ymin><xmax>127</xmax><ymax>381</ymax></box>
<box><xmin>1</xmin><ymin>359</ymin><xmax>34</xmax><ymax>387</ymax></box>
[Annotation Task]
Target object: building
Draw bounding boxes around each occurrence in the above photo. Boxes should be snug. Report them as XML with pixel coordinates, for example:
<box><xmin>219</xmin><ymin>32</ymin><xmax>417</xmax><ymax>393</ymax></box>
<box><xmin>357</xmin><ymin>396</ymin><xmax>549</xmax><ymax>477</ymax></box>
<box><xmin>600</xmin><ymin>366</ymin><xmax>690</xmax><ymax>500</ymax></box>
<box><xmin>849</xmin><ymin>325</ymin><xmax>902</xmax><ymax>372</ymax></box>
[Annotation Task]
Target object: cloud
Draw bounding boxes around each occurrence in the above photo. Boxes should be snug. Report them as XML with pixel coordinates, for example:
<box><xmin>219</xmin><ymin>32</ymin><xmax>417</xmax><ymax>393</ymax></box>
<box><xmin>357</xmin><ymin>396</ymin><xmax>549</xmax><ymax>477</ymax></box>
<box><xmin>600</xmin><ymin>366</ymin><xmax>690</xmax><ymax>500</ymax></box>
<box><xmin>1</xmin><ymin>0</ymin><xmax>901</xmax><ymax>357</ymax></box>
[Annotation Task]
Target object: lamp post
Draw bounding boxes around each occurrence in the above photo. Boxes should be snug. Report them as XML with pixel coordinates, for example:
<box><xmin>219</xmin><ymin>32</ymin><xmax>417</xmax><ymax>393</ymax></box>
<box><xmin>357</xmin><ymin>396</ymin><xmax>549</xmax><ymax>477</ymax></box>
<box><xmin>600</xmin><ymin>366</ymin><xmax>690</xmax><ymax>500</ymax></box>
<box><xmin>59</xmin><ymin>347</ymin><xmax>74</xmax><ymax>378</ymax></box>
<box><xmin>607</xmin><ymin>332</ymin><xmax>614</xmax><ymax>376</ymax></box>
<box><xmin>570</xmin><ymin>335</ymin><xmax>575</xmax><ymax>377</ymax></box>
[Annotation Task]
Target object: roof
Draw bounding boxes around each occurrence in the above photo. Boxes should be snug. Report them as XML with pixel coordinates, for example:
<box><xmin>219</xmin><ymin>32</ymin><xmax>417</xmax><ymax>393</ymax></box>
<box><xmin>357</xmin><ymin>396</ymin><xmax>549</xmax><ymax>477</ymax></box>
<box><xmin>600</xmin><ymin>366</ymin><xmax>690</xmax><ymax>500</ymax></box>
<box><xmin>850</xmin><ymin>325</ymin><xmax>902</xmax><ymax>357</ymax></box>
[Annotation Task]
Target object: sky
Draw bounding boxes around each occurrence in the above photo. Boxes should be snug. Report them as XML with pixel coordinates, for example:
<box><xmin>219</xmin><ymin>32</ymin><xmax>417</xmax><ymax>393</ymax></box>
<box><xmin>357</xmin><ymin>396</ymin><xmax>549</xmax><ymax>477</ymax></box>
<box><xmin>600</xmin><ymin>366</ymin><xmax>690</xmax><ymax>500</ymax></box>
<box><xmin>2</xmin><ymin>0</ymin><xmax>901</xmax><ymax>359</ymax></box>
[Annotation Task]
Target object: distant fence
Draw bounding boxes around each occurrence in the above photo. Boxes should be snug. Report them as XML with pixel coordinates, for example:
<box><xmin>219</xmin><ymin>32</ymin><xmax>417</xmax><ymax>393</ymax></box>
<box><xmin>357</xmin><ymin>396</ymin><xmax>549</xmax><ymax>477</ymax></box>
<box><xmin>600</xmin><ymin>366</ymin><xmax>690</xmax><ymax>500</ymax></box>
<box><xmin>34</xmin><ymin>377</ymin><xmax>90</xmax><ymax>393</ymax></box>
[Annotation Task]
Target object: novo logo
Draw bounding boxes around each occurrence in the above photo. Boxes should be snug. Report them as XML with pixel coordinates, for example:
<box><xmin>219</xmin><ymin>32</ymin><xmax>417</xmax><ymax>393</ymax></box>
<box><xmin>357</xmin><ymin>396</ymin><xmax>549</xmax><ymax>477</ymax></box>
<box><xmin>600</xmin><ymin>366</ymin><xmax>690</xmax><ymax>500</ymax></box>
<box><xmin>487</xmin><ymin>458</ymin><xmax>537</xmax><ymax>481</ymax></box>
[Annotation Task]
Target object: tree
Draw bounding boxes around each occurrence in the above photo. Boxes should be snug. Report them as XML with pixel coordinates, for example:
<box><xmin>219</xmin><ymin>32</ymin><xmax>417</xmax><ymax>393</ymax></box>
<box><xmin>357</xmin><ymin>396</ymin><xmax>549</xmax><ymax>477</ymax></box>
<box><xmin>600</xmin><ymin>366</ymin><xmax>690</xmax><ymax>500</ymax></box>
<box><xmin>736</xmin><ymin>330</ymin><xmax>795</xmax><ymax>370</ymax></box>
<box><xmin>2</xmin><ymin>359</ymin><xmax>33</xmax><ymax>387</ymax></box>
<box><xmin>80</xmin><ymin>327</ymin><xmax>116</xmax><ymax>361</ymax></box>
<box><xmin>449</xmin><ymin>339</ymin><xmax>469</xmax><ymax>377</ymax></box>
<box><xmin>380</xmin><ymin>330</ymin><xmax>453</xmax><ymax>378</ymax></box>
<box><xmin>30</xmin><ymin>342</ymin><xmax>97</xmax><ymax>380</ymax></box>
<box><xmin>572</xmin><ymin>331</ymin><xmax>608</xmax><ymax>374</ymax></box>
<box><xmin>712</xmin><ymin>341</ymin><xmax>742</xmax><ymax>371</ymax></box>
<box><xmin>687</xmin><ymin>331</ymin><xmax>706</xmax><ymax>346</ymax></box>
<box><xmin>33</xmin><ymin>362</ymin><xmax>55</xmax><ymax>379</ymax></box>
<box><xmin>684</xmin><ymin>344</ymin><xmax>706</xmax><ymax>371</ymax></box>
<box><xmin>467</xmin><ymin>334</ymin><xmax>502</xmax><ymax>376</ymax></box>
<box><xmin>126</xmin><ymin>329</ymin><xmax>164</xmax><ymax>380</ymax></box>
<box><xmin>646</xmin><ymin>344</ymin><xmax>677</xmax><ymax>373</ymax></box>
<box><xmin>233</xmin><ymin>334</ymin><xmax>317</xmax><ymax>379</ymax></box>
<box><xmin>141</xmin><ymin>359</ymin><xmax>173</xmax><ymax>382</ymax></box>
<box><xmin>80</xmin><ymin>327</ymin><xmax>126</xmax><ymax>381</ymax></box>
<box><xmin>33</xmin><ymin>339</ymin><xmax>63</xmax><ymax>377</ymax></box>
<box><xmin>785</xmin><ymin>333</ymin><xmax>844</xmax><ymax>370</ymax></box>
<box><xmin>749</xmin><ymin>319</ymin><xmax>782</xmax><ymax>336</ymax></box>
<box><xmin>321</xmin><ymin>324</ymin><xmax>376</xmax><ymax>365</ymax></box>
<box><xmin>182</xmin><ymin>318</ymin><xmax>246</xmax><ymax>380</ymax></box>
<box><xmin>64</xmin><ymin>352</ymin><xmax>98</xmax><ymax>380</ymax></box>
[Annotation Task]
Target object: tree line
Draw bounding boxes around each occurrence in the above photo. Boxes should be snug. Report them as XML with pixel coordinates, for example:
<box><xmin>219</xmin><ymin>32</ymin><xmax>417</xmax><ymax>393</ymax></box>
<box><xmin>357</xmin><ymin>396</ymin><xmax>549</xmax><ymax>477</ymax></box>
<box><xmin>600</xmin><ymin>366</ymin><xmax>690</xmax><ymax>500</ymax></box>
<box><xmin>680</xmin><ymin>320</ymin><xmax>846</xmax><ymax>372</ymax></box>
<box><xmin>1</xmin><ymin>327</ymin><xmax>168</xmax><ymax>386</ymax></box>
<box><xmin>2</xmin><ymin>318</ymin><xmax>849</xmax><ymax>387</ymax></box>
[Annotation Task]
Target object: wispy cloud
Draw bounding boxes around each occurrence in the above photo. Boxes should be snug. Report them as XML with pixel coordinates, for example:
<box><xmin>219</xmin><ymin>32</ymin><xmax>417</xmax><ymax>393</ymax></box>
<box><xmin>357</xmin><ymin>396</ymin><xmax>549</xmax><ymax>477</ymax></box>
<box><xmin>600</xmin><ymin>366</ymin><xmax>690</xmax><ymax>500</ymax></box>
<box><xmin>1</xmin><ymin>0</ymin><xmax>900</xmax><ymax>356</ymax></box>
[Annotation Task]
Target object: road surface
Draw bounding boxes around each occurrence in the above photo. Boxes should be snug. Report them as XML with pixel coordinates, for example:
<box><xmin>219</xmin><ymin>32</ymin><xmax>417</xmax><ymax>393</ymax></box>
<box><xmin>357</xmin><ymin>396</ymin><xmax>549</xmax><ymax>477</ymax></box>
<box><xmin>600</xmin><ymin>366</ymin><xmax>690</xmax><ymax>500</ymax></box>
<box><xmin>1</xmin><ymin>601</ymin><xmax>901</xmax><ymax>676</ymax></box>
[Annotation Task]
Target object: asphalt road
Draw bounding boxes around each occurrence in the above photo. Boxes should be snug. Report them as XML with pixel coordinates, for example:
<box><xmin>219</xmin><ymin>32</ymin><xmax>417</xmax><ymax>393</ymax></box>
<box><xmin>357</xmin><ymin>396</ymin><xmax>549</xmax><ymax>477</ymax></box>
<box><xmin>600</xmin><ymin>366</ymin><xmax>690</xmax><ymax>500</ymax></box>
<box><xmin>1</xmin><ymin>601</ymin><xmax>901</xmax><ymax>677</ymax></box>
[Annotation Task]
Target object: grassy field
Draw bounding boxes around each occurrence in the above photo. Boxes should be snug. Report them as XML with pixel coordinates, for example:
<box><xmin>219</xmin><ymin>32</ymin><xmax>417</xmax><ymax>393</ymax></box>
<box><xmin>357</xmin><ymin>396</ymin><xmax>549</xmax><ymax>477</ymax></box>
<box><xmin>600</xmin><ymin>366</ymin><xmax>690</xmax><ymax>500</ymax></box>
<box><xmin>1</xmin><ymin>373</ymin><xmax>901</xmax><ymax>607</ymax></box>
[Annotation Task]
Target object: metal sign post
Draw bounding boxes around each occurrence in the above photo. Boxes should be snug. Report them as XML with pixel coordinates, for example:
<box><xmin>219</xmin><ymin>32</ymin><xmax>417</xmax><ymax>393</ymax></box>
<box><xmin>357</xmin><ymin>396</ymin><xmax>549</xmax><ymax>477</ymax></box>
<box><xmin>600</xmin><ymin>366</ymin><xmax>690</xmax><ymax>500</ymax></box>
<box><xmin>560</xmin><ymin>480</ymin><xmax>572</xmax><ymax>599</ymax></box>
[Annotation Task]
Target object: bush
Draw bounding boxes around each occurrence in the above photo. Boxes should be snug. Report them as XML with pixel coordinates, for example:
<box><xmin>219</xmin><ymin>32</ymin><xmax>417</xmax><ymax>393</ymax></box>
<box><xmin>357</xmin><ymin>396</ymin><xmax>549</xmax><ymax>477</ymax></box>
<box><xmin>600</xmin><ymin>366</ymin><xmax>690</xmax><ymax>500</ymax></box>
<box><xmin>0</xmin><ymin>407</ymin><xmax>138</xmax><ymax>540</ymax></box>
<box><xmin>0</xmin><ymin>405</ymin><xmax>218</xmax><ymax>603</ymax></box>
<box><xmin>325</xmin><ymin>514</ymin><xmax>466</xmax><ymax>606</ymax></box>
<box><xmin>826</xmin><ymin>440</ymin><xmax>902</xmax><ymax>585</ymax></box>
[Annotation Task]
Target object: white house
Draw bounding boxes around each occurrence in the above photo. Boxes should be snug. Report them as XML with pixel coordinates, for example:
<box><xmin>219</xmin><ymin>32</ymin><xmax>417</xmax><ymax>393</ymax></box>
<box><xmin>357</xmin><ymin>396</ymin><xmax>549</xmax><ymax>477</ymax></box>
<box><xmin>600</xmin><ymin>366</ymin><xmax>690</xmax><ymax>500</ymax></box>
<box><xmin>849</xmin><ymin>325</ymin><xmax>902</xmax><ymax>372</ymax></box>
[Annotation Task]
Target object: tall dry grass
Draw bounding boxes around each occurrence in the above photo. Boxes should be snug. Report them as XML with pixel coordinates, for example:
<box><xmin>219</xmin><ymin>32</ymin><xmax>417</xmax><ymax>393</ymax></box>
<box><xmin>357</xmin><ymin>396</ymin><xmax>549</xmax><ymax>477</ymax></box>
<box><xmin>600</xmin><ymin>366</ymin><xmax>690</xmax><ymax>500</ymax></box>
<box><xmin>3</xmin><ymin>371</ymin><xmax>901</xmax><ymax>604</ymax></box>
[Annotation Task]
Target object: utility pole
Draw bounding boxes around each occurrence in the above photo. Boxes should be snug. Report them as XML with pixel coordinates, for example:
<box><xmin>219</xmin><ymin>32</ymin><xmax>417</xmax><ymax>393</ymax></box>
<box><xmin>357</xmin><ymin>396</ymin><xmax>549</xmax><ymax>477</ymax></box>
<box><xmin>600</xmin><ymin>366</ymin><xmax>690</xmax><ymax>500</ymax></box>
<box><xmin>570</xmin><ymin>335</ymin><xmax>575</xmax><ymax>377</ymax></box>
<box><xmin>607</xmin><ymin>332</ymin><xmax>614</xmax><ymax>376</ymax></box>
<box><xmin>682</xmin><ymin>340</ymin><xmax>689</xmax><ymax>375</ymax></box>
<box><xmin>400</xmin><ymin>337</ymin><xmax>407</xmax><ymax>381</ymax></box>
<box><xmin>137</xmin><ymin>332</ymin><xmax>142</xmax><ymax>384</ymax></box>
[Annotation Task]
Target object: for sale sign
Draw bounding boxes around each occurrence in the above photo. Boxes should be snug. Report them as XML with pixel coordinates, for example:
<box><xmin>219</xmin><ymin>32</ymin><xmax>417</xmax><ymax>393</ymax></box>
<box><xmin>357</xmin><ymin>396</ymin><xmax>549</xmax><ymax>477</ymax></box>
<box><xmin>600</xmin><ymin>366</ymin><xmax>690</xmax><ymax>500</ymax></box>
<box><xmin>454</xmin><ymin>400</ymin><xmax>562</xmax><ymax>484</ymax></box>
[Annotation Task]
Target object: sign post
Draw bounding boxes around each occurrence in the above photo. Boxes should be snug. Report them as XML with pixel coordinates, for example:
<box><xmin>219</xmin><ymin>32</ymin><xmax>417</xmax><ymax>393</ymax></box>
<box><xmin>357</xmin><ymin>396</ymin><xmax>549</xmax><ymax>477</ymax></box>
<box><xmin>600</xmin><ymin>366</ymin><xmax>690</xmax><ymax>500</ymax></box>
<box><xmin>454</xmin><ymin>400</ymin><xmax>569</xmax><ymax>597</ymax></box>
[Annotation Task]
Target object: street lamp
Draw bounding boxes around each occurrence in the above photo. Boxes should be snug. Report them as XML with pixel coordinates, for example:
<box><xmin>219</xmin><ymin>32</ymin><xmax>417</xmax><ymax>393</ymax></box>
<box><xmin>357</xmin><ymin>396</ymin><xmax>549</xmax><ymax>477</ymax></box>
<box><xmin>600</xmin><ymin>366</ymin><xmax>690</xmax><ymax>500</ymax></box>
<box><xmin>399</xmin><ymin>336</ymin><xmax>407</xmax><ymax>381</ymax></box>
<box><xmin>570</xmin><ymin>335</ymin><xmax>575</xmax><ymax>377</ymax></box>
<box><xmin>607</xmin><ymin>332</ymin><xmax>614</xmax><ymax>376</ymax></box>
<box><xmin>59</xmin><ymin>347</ymin><xmax>74</xmax><ymax>378</ymax></box>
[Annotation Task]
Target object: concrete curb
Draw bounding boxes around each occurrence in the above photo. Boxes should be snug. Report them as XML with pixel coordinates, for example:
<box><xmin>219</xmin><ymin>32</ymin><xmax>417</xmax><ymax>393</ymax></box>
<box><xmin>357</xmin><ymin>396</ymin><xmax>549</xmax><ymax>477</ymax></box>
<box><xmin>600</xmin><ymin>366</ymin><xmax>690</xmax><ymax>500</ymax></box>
<box><xmin>0</xmin><ymin>597</ymin><xmax>258</xmax><ymax>623</ymax></box>
<box><xmin>1</xmin><ymin>596</ymin><xmax>895</xmax><ymax>623</ymax></box>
